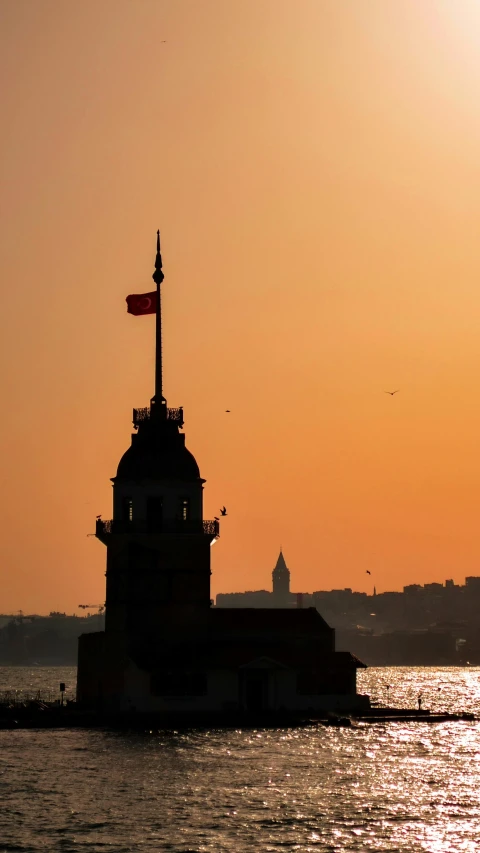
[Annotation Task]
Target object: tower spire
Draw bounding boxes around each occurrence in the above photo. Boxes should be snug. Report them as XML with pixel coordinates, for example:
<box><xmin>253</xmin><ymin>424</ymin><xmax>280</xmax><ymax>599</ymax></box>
<box><xmin>152</xmin><ymin>229</ymin><xmax>165</xmax><ymax>404</ymax></box>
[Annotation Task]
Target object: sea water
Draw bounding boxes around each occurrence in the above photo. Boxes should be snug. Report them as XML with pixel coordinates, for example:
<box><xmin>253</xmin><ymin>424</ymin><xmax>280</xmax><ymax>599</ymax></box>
<box><xmin>1</xmin><ymin>666</ymin><xmax>480</xmax><ymax>852</ymax></box>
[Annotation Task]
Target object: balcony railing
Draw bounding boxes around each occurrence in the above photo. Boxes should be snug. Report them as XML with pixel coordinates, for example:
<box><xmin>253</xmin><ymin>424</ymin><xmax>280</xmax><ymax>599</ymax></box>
<box><xmin>96</xmin><ymin>518</ymin><xmax>219</xmax><ymax>538</ymax></box>
<box><xmin>132</xmin><ymin>406</ymin><xmax>184</xmax><ymax>428</ymax></box>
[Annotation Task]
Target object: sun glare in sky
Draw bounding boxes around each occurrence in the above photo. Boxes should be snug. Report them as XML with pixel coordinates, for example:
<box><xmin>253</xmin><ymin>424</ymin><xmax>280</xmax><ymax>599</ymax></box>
<box><xmin>1</xmin><ymin>0</ymin><xmax>480</xmax><ymax>612</ymax></box>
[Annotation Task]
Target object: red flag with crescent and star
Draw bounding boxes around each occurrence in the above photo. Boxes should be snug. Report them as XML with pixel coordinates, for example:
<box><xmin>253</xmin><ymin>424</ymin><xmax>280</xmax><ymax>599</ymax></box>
<box><xmin>126</xmin><ymin>291</ymin><xmax>157</xmax><ymax>315</ymax></box>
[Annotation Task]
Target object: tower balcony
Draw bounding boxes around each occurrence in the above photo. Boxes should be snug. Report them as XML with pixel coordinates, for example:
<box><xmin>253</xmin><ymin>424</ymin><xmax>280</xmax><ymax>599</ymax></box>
<box><xmin>133</xmin><ymin>406</ymin><xmax>184</xmax><ymax>429</ymax></box>
<box><xmin>95</xmin><ymin>517</ymin><xmax>219</xmax><ymax>543</ymax></box>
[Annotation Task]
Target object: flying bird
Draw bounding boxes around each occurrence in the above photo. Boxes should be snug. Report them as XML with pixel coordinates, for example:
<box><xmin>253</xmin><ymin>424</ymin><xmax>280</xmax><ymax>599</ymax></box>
<box><xmin>225</xmin><ymin>410</ymin><xmax>230</xmax><ymax>413</ymax></box>
<box><xmin>220</xmin><ymin>506</ymin><xmax>227</xmax><ymax>516</ymax></box>
<box><xmin>96</xmin><ymin>515</ymin><xmax>102</xmax><ymax>519</ymax></box>
<box><xmin>366</xmin><ymin>570</ymin><xmax>371</xmax><ymax>575</ymax></box>
<box><xmin>384</xmin><ymin>390</ymin><xmax>399</xmax><ymax>396</ymax></box>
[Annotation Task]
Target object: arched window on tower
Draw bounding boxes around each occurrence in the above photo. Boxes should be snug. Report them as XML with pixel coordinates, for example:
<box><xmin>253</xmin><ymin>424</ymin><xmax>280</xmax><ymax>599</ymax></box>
<box><xmin>122</xmin><ymin>497</ymin><xmax>133</xmax><ymax>523</ymax></box>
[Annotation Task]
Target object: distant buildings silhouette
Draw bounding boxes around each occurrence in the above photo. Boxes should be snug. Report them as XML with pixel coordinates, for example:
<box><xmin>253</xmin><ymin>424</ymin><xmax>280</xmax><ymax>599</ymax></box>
<box><xmin>0</xmin><ymin>611</ymin><xmax>104</xmax><ymax>665</ymax></box>
<box><xmin>2</xmin><ymin>570</ymin><xmax>479</xmax><ymax>666</ymax></box>
<box><xmin>216</xmin><ymin>563</ymin><xmax>480</xmax><ymax>665</ymax></box>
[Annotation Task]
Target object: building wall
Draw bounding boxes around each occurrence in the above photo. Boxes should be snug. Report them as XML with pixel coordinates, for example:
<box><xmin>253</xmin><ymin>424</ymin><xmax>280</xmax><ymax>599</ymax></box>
<box><xmin>84</xmin><ymin>654</ymin><xmax>366</xmax><ymax>714</ymax></box>
<box><xmin>77</xmin><ymin>631</ymin><xmax>129</xmax><ymax>710</ymax></box>
<box><xmin>77</xmin><ymin>632</ymin><xmax>106</xmax><ymax>706</ymax></box>
<box><xmin>113</xmin><ymin>478</ymin><xmax>203</xmax><ymax>523</ymax></box>
<box><xmin>104</xmin><ymin>534</ymin><xmax>212</xmax><ymax>638</ymax></box>
<box><xmin>121</xmin><ymin>661</ymin><xmax>240</xmax><ymax>713</ymax></box>
<box><xmin>275</xmin><ymin>669</ymin><xmax>368</xmax><ymax>711</ymax></box>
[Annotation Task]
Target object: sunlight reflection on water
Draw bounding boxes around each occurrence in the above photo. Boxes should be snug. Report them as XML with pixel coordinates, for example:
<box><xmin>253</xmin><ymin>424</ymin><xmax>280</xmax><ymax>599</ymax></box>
<box><xmin>1</xmin><ymin>667</ymin><xmax>480</xmax><ymax>851</ymax></box>
<box><xmin>359</xmin><ymin>666</ymin><xmax>480</xmax><ymax>714</ymax></box>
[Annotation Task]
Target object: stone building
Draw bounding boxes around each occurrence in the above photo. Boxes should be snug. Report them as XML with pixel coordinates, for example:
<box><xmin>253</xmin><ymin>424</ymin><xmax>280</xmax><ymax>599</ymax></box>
<box><xmin>77</xmin><ymin>234</ymin><xmax>368</xmax><ymax>717</ymax></box>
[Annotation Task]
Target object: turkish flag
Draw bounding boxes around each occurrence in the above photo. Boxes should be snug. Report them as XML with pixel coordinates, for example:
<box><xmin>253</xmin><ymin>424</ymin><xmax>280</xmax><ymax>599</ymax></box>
<box><xmin>126</xmin><ymin>291</ymin><xmax>157</xmax><ymax>315</ymax></box>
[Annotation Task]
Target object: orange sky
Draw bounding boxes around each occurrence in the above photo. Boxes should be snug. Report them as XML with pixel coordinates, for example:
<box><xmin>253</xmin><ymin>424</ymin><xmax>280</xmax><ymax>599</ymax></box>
<box><xmin>2</xmin><ymin>0</ymin><xmax>480</xmax><ymax>613</ymax></box>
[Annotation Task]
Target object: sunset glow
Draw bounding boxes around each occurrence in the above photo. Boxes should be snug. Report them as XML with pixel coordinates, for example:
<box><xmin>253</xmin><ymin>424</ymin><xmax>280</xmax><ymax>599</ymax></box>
<box><xmin>2</xmin><ymin>1</ymin><xmax>480</xmax><ymax>612</ymax></box>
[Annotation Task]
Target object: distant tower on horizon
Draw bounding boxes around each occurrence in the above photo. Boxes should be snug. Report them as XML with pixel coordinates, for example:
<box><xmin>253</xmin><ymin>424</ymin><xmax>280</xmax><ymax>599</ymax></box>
<box><xmin>272</xmin><ymin>549</ymin><xmax>290</xmax><ymax>606</ymax></box>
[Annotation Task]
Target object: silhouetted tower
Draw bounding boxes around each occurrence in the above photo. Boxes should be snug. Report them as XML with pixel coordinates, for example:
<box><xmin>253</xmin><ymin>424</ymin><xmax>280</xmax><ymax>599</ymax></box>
<box><xmin>95</xmin><ymin>233</ymin><xmax>219</xmax><ymax>648</ymax></box>
<box><xmin>272</xmin><ymin>549</ymin><xmax>290</xmax><ymax>606</ymax></box>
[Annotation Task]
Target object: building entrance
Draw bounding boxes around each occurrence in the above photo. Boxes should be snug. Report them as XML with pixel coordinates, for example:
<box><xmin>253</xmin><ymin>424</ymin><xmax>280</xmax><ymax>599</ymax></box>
<box><xmin>242</xmin><ymin>671</ymin><xmax>269</xmax><ymax>712</ymax></box>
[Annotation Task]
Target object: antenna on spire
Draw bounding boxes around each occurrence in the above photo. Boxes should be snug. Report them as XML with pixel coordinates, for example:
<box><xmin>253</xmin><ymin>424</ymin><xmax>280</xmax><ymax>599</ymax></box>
<box><xmin>153</xmin><ymin>229</ymin><xmax>165</xmax><ymax>405</ymax></box>
<box><xmin>152</xmin><ymin>229</ymin><xmax>164</xmax><ymax>286</ymax></box>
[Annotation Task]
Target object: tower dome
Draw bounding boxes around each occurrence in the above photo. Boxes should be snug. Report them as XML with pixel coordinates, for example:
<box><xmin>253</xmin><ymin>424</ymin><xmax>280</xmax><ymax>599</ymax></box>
<box><xmin>116</xmin><ymin>412</ymin><xmax>201</xmax><ymax>482</ymax></box>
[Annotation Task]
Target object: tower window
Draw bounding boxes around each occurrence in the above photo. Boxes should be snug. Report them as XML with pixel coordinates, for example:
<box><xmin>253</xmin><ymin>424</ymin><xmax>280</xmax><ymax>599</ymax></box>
<box><xmin>147</xmin><ymin>497</ymin><xmax>163</xmax><ymax>533</ymax></box>
<box><xmin>180</xmin><ymin>498</ymin><xmax>190</xmax><ymax>521</ymax></box>
<box><xmin>122</xmin><ymin>497</ymin><xmax>133</xmax><ymax>522</ymax></box>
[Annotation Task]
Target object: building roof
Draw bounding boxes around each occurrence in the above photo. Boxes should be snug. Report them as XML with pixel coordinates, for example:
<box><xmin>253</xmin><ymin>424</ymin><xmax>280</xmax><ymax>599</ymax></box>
<box><xmin>198</xmin><ymin>646</ymin><xmax>366</xmax><ymax>670</ymax></box>
<box><xmin>128</xmin><ymin>636</ymin><xmax>365</xmax><ymax>672</ymax></box>
<box><xmin>117</xmin><ymin>442</ymin><xmax>200</xmax><ymax>481</ymax></box>
<box><xmin>116</xmin><ymin>425</ymin><xmax>200</xmax><ymax>482</ymax></box>
<box><xmin>209</xmin><ymin>607</ymin><xmax>332</xmax><ymax>636</ymax></box>
<box><xmin>273</xmin><ymin>550</ymin><xmax>289</xmax><ymax>575</ymax></box>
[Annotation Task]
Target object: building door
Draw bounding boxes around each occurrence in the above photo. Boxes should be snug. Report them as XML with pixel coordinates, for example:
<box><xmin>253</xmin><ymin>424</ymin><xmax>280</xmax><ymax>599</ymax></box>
<box><xmin>243</xmin><ymin>671</ymin><xmax>269</xmax><ymax>711</ymax></box>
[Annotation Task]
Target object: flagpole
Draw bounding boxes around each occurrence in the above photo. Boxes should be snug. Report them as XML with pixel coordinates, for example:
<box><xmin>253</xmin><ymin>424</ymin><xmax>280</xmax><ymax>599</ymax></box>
<box><xmin>152</xmin><ymin>229</ymin><xmax>164</xmax><ymax>405</ymax></box>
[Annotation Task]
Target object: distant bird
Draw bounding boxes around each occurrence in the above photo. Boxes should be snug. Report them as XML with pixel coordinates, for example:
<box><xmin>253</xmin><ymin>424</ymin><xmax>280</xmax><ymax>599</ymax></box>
<box><xmin>96</xmin><ymin>514</ymin><xmax>102</xmax><ymax>519</ymax></box>
<box><xmin>366</xmin><ymin>570</ymin><xmax>371</xmax><ymax>575</ymax></box>
<box><xmin>220</xmin><ymin>506</ymin><xmax>227</xmax><ymax>516</ymax></box>
<box><xmin>214</xmin><ymin>516</ymin><xmax>219</xmax><ymax>521</ymax></box>
<box><xmin>225</xmin><ymin>410</ymin><xmax>230</xmax><ymax>413</ymax></box>
<box><xmin>384</xmin><ymin>390</ymin><xmax>399</xmax><ymax>396</ymax></box>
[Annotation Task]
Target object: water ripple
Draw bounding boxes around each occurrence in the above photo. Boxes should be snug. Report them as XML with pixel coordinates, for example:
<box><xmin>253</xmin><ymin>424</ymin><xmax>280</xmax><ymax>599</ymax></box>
<box><xmin>1</xmin><ymin>667</ymin><xmax>480</xmax><ymax>850</ymax></box>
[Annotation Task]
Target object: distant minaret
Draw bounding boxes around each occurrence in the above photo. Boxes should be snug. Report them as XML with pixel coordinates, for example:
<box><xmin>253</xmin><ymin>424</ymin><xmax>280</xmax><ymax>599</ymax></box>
<box><xmin>272</xmin><ymin>549</ymin><xmax>290</xmax><ymax>606</ymax></box>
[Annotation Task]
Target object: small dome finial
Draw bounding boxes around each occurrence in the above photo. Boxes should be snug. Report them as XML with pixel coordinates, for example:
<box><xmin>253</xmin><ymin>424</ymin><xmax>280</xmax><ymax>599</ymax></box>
<box><xmin>153</xmin><ymin>229</ymin><xmax>164</xmax><ymax>285</ymax></box>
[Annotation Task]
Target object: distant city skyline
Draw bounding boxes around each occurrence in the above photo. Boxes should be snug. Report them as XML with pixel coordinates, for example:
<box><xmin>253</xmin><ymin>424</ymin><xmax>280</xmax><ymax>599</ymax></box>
<box><xmin>5</xmin><ymin>565</ymin><xmax>480</xmax><ymax>617</ymax></box>
<box><xmin>4</xmin><ymin>569</ymin><xmax>480</xmax><ymax>667</ymax></box>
